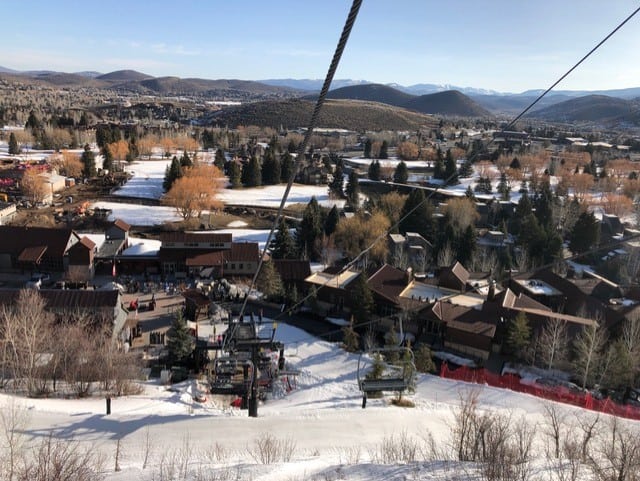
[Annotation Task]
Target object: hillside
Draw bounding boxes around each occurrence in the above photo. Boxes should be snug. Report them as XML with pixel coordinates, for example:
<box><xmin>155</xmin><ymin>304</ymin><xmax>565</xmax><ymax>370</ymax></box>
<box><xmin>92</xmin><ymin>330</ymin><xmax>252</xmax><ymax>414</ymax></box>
<box><xmin>470</xmin><ymin>93</ymin><xmax>574</xmax><ymax>115</ymax></box>
<box><xmin>323</xmin><ymin>83</ymin><xmax>415</xmax><ymax>106</ymax></box>
<box><xmin>525</xmin><ymin>94</ymin><xmax>638</xmax><ymax>122</ymax></box>
<box><xmin>322</xmin><ymin>83</ymin><xmax>491</xmax><ymax>117</ymax></box>
<box><xmin>207</xmin><ymin>98</ymin><xmax>438</xmax><ymax>131</ymax></box>
<box><xmin>97</xmin><ymin>69</ymin><xmax>153</xmax><ymax>82</ymax></box>
<box><xmin>405</xmin><ymin>90</ymin><xmax>491</xmax><ymax>117</ymax></box>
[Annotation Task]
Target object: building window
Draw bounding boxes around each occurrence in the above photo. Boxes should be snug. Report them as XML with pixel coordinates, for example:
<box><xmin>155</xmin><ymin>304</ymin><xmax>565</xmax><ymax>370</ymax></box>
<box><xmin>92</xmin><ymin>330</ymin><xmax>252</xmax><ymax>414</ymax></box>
<box><xmin>239</xmin><ymin>263</ymin><xmax>243</xmax><ymax>269</ymax></box>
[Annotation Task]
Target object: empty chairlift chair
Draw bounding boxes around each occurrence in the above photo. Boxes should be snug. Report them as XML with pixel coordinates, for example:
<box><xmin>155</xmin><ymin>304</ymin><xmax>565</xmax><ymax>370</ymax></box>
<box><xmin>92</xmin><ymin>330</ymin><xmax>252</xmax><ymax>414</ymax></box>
<box><xmin>357</xmin><ymin>346</ymin><xmax>415</xmax><ymax>408</ymax></box>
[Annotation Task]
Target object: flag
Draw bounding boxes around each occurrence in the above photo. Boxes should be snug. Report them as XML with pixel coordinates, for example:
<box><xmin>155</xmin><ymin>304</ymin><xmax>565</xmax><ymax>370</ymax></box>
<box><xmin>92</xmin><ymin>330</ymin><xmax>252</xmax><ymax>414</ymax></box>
<box><xmin>112</xmin><ymin>262</ymin><xmax>116</xmax><ymax>277</ymax></box>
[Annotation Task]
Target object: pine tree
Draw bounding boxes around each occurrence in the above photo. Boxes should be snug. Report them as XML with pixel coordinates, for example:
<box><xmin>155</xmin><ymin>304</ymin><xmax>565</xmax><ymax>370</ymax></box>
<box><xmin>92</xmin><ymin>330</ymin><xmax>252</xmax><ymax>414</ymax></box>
<box><xmin>324</xmin><ymin>205</ymin><xmax>340</xmax><ymax>236</ymax></box>
<box><xmin>350</xmin><ymin>273</ymin><xmax>374</xmax><ymax>323</ymax></box>
<box><xmin>433</xmin><ymin>148</ymin><xmax>444</xmax><ymax>179</ymax></box>
<box><xmin>368</xmin><ymin>160</ymin><xmax>381</xmax><ymax>181</ymax></box>
<box><xmin>458</xmin><ymin>159</ymin><xmax>473</xmax><ymax>178</ymax></box>
<box><xmin>296</xmin><ymin>197</ymin><xmax>323</xmax><ymax>260</ymax></box>
<box><xmin>399</xmin><ymin>189</ymin><xmax>433</xmax><ymax>240</ymax></box>
<box><xmin>25</xmin><ymin>110</ymin><xmax>41</xmax><ymax>131</ymax></box>
<box><xmin>80</xmin><ymin>144</ymin><xmax>96</xmax><ymax>177</ymax></box>
<box><xmin>364</xmin><ymin>139</ymin><xmax>372</xmax><ymax>158</ymax></box>
<box><xmin>167</xmin><ymin>310</ymin><xmax>194</xmax><ymax>365</ymax></box>
<box><xmin>329</xmin><ymin>159</ymin><xmax>345</xmax><ymax>198</ymax></box>
<box><xmin>214</xmin><ymin>149</ymin><xmax>226</xmax><ymax>170</ymax></box>
<box><xmin>464</xmin><ymin>185</ymin><xmax>475</xmax><ymax>200</ymax></box>
<box><xmin>101</xmin><ymin>145</ymin><xmax>113</xmax><ymax>173</ymax></box>
<box><xmin>180</xmin><ymin>151</ymin><xmax>192</xmax><ymax>168</ymax></box>
<box><xmin>342</xmin><ymin>316</ymin><xmax>360</xmax><ymax>353</ymax></box>
<box><xmin>506</xmin><ymin>312</ymin><xmax>531</xmax><ymax>358</ymax></box>
<box><xmin>163</xmin><ymin>156</ymin><xmax>182</xmax><ymax>191</ymax></box>
<box><xmin>444</xmin><ymin>149</ymin><xmax>458</xmax><ymax>184</ymax></box>
<box><xmin>242</xmin><ymin>156</ymin><xmax>262</xmax><ymax>187</ymax></box>
<box><xmin>8</xmin><ymin>132</ymin><xmax>19</xmax><ymax>155</ymax></box>
<box><xmin>414</xmin><ymin>344</ymin><xmax>436</xmax><ymax>373</ymax></box>
<box><xmin>456</xmin><ymin>225</ymin><xmax>476</xmax><ymax>266</ymax></box>
<box><xmin>256</xmin><ymin>260</ymin><xmax>283</xmax><ymax>300</ymax></box>
<box><xmin>280</xmin><ymin>151</ymin><xmax>295</xmax><ymax>183</ymax></box>
<box><xmin>379</xmin><ymin>140</ymin><xmax>389</xmax><ymax>159</ymax></box>
<box><xmin>261</xmin><ymin>148</ymin><xmax>281</xmax><ymax>185</ymax></box>
<box><xmin>569</xmin><ymin>211</ymin><xmax>600</xmax><ymax>255</ymax></box>
<box><xmin>393</xmin><ymin>161</ymin><xmax>408</xmax><ymax>184</ymax></box>
<box><xmin>228</xmin><ymin>161</ymin><xmax>242</xmax><ymax>188</ymax></box>
<box><xmin>345</xmin><ymin>170</ymin><xmax>360</xmax><ymax>209</ymax></box>
<box><xmin>270</xmin><ymin>219</ymin><xmax>297</xmax><ymax>259</ymax></box>
<box><xmin>497</xmin><ymin>172</ymin><xmax>510</xmax><ymax>200</ymax></box>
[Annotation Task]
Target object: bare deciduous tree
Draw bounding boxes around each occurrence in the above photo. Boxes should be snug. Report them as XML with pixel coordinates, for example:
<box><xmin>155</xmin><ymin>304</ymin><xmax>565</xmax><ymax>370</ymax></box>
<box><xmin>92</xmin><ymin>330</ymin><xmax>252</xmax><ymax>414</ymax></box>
<box><xmin>537</xmin><ymin>319</ymin><xmax>568</xmax><ymax>371</ymax></box>
<box><xmin>572</xmin><ymin>316</ymin><xmax>608</xmax><ymax>389</ymax></box>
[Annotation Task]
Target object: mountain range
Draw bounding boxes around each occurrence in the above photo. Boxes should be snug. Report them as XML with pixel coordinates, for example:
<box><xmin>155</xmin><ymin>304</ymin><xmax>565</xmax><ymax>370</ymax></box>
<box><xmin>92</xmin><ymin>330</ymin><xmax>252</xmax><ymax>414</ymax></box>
<box><xmin>2</xmin><ymin>65</ymin><xmax>640</xmax><ymax>125</ymax></box>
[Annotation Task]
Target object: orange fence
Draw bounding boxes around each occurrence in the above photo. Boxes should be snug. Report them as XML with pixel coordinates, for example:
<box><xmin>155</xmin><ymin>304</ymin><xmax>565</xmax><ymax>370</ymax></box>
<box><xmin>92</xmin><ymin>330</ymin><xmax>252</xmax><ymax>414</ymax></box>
<box><xmin>439</xmin><ymin>363</ymin><xmax>640</xmax><ymax>421</ymax></box>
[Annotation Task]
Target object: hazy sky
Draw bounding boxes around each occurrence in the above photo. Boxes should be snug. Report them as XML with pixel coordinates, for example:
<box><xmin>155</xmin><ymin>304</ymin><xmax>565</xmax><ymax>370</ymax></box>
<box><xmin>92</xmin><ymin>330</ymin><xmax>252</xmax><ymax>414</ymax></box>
<box><xmin>1</xmin><ymin>1</ymin><xmax>640</xmax><ymax>93</ymax></box>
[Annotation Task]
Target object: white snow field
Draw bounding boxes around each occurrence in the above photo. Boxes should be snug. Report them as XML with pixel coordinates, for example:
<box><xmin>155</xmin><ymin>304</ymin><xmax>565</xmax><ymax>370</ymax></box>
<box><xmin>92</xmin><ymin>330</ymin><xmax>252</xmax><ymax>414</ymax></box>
<box><xmin>4</xmin><ymin>321</ymin><xmax>636</xmax><ymax>481</ymax></box>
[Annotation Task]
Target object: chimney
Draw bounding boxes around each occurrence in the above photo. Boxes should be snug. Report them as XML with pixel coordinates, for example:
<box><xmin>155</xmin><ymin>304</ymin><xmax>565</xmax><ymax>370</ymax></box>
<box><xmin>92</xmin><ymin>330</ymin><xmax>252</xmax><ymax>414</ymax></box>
<box><xmin>487</xmin><ymin>279</ymin><xmax>496</xmax><ymax>301</ymax></box>
<box><xmin>405</xmin><ymin>267</ymin><xmax>413</xmax><ymax>284</ymax></box>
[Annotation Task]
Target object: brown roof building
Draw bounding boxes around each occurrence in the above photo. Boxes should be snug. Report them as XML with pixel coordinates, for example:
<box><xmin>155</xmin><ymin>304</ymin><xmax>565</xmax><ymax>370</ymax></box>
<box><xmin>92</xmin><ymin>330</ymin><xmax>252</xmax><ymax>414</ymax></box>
<box><xmin>0</xmin><ymin>226</ymin><xmax>80</xmax><ymax>272</ymax></box>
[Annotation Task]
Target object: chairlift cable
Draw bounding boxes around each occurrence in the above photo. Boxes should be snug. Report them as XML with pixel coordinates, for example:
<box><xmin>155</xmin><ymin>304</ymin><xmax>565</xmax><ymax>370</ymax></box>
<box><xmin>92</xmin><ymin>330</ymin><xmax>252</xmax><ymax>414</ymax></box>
<box><xmin>263</xmin><ymin>4</ymin><xmax>640</xmax><ymax>329</ymax></box>
<box><xmin>235</xmin><ymin>0</ymin><xmax>363</xmax><ymax>326</ymax></box>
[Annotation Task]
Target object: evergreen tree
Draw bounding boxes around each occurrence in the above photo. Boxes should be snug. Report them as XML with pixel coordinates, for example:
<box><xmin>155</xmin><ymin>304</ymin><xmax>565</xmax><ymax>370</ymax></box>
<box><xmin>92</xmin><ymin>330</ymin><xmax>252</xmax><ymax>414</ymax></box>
<box><xmin>506</xmin><ymin>312</ymin><xmax>531</xmax><ymax>358</ymax></box>
<box><xmin>101</xmin><ymin>145</ymin><xmax>113</xmax><ymax>173</ymax></box>
<box><xmin>458</xmin><ymin>159</ymin><xmax>473</xmax><ymax>178</ymax></box>
<box><xmin>214</xmin><ymin>149</ymin><xmax>226</xmax><ymax>170</ymax></box>
<box><xmin>399</xmin><ymin>189</ymin><xmax>433</xmax><ymax>240</ymax></box>
<box><xmin>379</xmin><ymin>140</ymin><xmax>389</xmax><ymax>159</ymax></box>
<box><xmin>167</xmin><ymin>310</ymin><xmax>194</xmax><ymax>365</ymax></box>
<box><xmin>474</xmin><ymin>176</ymin><xmax>492</xmax><ymax>194</ymax></box>
<box><xmin>280</xmin><ymin>151</ymin><xmax>295</xmax><ymax>183</ymax></box>
<box><xmin>368</xmin><ymin>160</ymin><xmax>381</xmax><ymax>181</ymax></box>
<box><xmin>350</xmin><ymin>273</ymin><xmax>374</xmax><ymax>323</ymax></box>
<box><xmin>569</xmin><ymin>211</ymin><xmax>600</xmax><ymax>255</ymax></box>
<box><xmin>511</xmin><ymin>192</ymin><xmax>532</xmax><ymax>236</ymax></box>
<box><xmin>444</xmin><ymin>149</ymin><xmax>458</xmax><ymax>184</ymax></box>
<box><xmin>342</xmin><ymin>316</ymin><xmax>360</xmax><ymax>353</ymax></box>
<box><xmin>80</xmin><ymin>144</ymin><xmax>96</xmax><ymax>177</ymax></box>
<box><xmin>329</xmin><ymin>158</ymin><xmax>345</xmax><ymax>198</ymax></box>
<box><xmin>533</xmin><ymin>180</ymin><xmax>554</xmax><ymax>231</ymax></box>
<box><xmin>180</xmin><ymin>151</ymin><xmax>192</xmax><ymax>168</ymax></box>
<box><xmin>465</xmin><ymin>185</ymin><xmax>475</xmax><ymax>200</ymax></box>
<box><xmin>364</xmin><ymin>138</ymin><xmax>372</xmax><ymax>158</ymax></box>
<box><xmin>256</xmin><ymin>260</ymin><xmax>284</xmax><ymax>300</ymax></box>
<box><xmin>345</xmin><ymin>170</ymin><xmax>360</xmax><ymax>209</ymax></box>
<box><xmin>456</xmin><ymin>225</ymin><xmax>476</xmax><ymax>266</ymax></box>
<box><xmin>261</xmin><ymin>148</ymin><xmax>281</xmax><ymax>185</ymax></box>
<box><xmin>393</xmin><ymin>161</ymin><xmax>408</xmax><ymax>184</ymax></box>
<box><xmin>228</xmin><ymin>161</ymin><xmax>242</xmax><ymax>188</ymax></box>
<box><xmin>270</xmin><ymin>219</ymin><xmax>297</xmax><ymax>259</ymax></box>
<box><xmin>414</xmin><ymin>344</ymin><xmax>436</xmax><ymax>373</ymax></box>
<box><xmin>242</xmin><ymin>156</ymin><xmax>262</xmax><ymax>187</ymax></box>
<box><xmin>324</xmin><ymin>205</ymin><xmax>340</xmax><ymax>236</ymax></box>
<box><xmin>163</xmin><ymin>156</ymin><xmax>182</xmax><ymax>191</ymax></box>
<box><xmin>433</xmin><ymin>147</ymin><xmax>444</xmax><ymax>179</ymax></box>
<box><xmin>25</xmin><ymin>110</ymin><xmax>41</xmax><ymax>131</ymax></box>
<box><xmin>296</xmin><ymin>197</ymin><xmax>323</xmax><ymax>260</ymax></box>
<box><xmin>497</xmin><ymin>172</ymin><xmax>510</xmax><ymax>200</ymax></box>
<box><xmin>510</xmin><ymin>157</ymin><xmax>521</xmax><ymax>169</ymax></box>
<box><xmin>8</xmin><ymin>132</ymin><xmax>19</xmax><ymax>155</ymax></box>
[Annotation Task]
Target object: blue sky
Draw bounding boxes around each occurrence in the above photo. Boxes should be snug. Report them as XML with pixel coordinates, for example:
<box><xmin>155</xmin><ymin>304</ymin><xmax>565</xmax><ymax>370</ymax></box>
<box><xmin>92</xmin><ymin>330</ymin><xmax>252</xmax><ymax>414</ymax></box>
<box><xmin>1</xmin><ymin>1</ymin><xmax>640</xmax><ymax>93</ymax></box>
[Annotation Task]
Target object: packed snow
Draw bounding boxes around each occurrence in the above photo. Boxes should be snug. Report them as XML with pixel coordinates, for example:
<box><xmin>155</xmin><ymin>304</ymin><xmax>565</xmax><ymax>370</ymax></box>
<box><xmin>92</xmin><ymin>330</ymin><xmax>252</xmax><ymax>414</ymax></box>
<box><xmin>4</xmin><ymin>320</ymin><xmax>637</xmax><ymax>481</ymax></box>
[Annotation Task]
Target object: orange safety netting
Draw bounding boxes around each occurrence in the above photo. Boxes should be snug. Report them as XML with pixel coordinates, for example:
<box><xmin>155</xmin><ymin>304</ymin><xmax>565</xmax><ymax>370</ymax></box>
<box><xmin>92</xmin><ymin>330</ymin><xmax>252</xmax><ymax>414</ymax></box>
<box><xmin>439</xmin><ymin>362</ymin><xmax>640</xmax><ymax>421</ymax></box>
